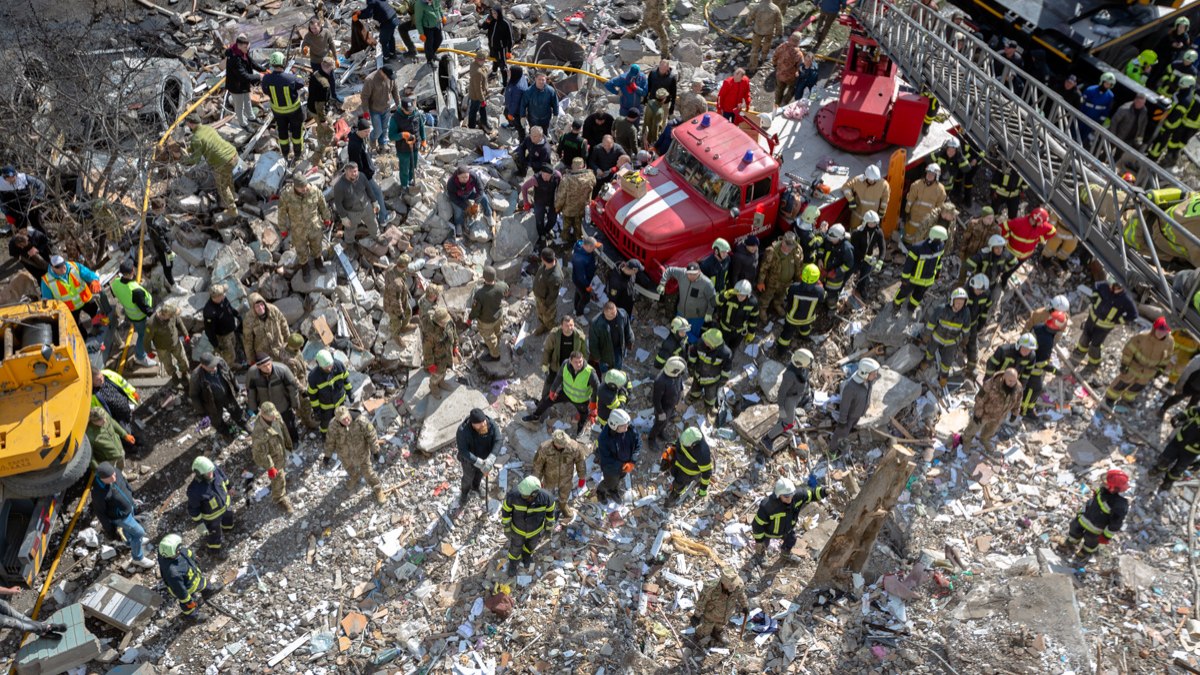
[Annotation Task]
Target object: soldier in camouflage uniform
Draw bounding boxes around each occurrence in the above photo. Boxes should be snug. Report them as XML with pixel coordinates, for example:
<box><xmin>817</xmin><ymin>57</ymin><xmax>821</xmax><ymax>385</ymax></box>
<box><xmin>146</xmin><ymin>303</ymin><xmax>191</xmax><ymax>391</ymax></box>
<box><xmin>554</xmin><ymin>157</ymin><xmax>597</xmax><ymax>245</ymax></box>
<box><xmin>693</xmin><ymin>567</ymin><xmax>749</xmax><ymax>646</ymax></box>
<box><xmin>250</xmin><ymin>401</ymin><xmax>293</xmax><ymax>514</ymax></box>
<box><xmin>382</xmin><ymin>254</ymin><xmax>414</xmax><ymax>335</ymax></box>
<box><xmin>326</xmin><ymin>406</ymin><xmax>386</xmax><ymax>504</ymax></box>
<box><xmin>531</xmin><ymin>248</ymin><xmax>564</xmax><ymax>335</ymax></box>
<box><xmin>756</xmin><ymin>231</ymin><xmax>805</xmax><ymax>324</ymax></box>
<box><xmin>243</xmin><ymin>293</ymin><xmax>291</xmax><ymax>364</ymax></box>
<box><xmin>418</xmin><ymin>283</ymin><xmax>448</xmax><ymax>336</ymax></box>
<box><xmin>532</xmin><ymin>429</ymin><xmax>589</xmax><ymax>520</ymax></box>
<box><xmin>278</xmin><ymin>172</ymin><xmax>331</xmax><ymax>281</ymax></box>
<box><xmin>468</xmin><ymin>266</ymin><xmax>510</xmax><ymax>362</ymax></box>
<box><xmin>282</xmin><ymin>333</ymin><xmax>318</xmax><ymax>430</ymax></box>
<box><xmin>625</xmin><ymin>0</ymin><xmax>671</xmax><ymax>56</ymax></box>
<box><xmin>423</xmin><ymin>307</ymin><xmax>458</xmax><ymax>398</ymax></box>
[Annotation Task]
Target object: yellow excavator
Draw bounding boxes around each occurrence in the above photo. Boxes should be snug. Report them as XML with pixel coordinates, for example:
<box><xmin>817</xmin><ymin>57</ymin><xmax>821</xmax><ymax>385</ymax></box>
<box><xmin>0</xmin><ymin>300</ymin><xmax>94</xmax><ymax>586</ymax></box>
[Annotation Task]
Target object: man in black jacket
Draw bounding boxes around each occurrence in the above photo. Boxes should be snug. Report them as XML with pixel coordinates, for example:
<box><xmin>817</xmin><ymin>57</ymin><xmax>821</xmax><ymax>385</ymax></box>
<box><xmin>728</xmin><ymin>236</ymin><xmax>759</xmax><ymax>287</ymax></box>
<box><xmin>606</xmin><ymin>259</ymin><xmax>642</xmax><ymax>318</ymax></box>
<box><xmin>456</xmin><ymin>408</ymin><xmax>500</xmax><ymax>507</ymax></box>
<box><xmin>644</xmin><ymin>59</ymin><xmax>678</xmax><ymax>113</ymax></box>
<box><xmin>224</xmin><ymin>34</ymin><xmax>264</xmax><ymax>128</ymax></box>
<box><xmin>587</xmin><ymin>135</ymin><xmax>625</xmax><ymax>198</ymax></box>
<box><xmin>589</xmin><ymin>301</ymin><xmax>633</xmax><ymax>373</ymax></box>
<box><xmin>520</xmin><ymin>164</ymin><xmax>560</xmax><ymax>247</ymax></box>
<box><xmin>308</xmin><ymin>56</ymin><xmax>342</xmax><ymax>156</ymax></box>
<box><xmin>92</xmin><ymin>462</ymin><xmax>155</xmax><ymax>570</ymax></box>
<box><xmin>347</xmin><ymin>118</ymin><xmax>390</xmax><ymax>224</ymax></box>
<box><xmin>514</xmin><ymin>126</ymin><xmax>553</xmax><ymax>178</ymax></box>
<box><xmin>202</xmin><ymin>284</ymin><xmax>241</xmax><ymax>368</ymax></box>
<box><xmin>649</xmin><ymin>356</ymin><xmax>687</xmax><ymax>448</ymax></box>
<box><xmin>8</xmin><ymin>226</ymin><xmax>51</xmax><ymax>277</ymax></box>
<box><xmin>582</xmin><ymin>110</ymin><xmax>616</xmax><ymax>148</ymax></box>
<box><xmin>482</xmin><ymin>6</ymin><xmax>515</xmax><ymax>86</ymax></box>
<box><xmin>189</xmin><ymin>353</ymin><xmax>249</xmax><ymax>439</ymax></box>
<box><xmin>360</xmin><ymin>0</ymin><xmax>401</xmax><ymax>60</ymax></box>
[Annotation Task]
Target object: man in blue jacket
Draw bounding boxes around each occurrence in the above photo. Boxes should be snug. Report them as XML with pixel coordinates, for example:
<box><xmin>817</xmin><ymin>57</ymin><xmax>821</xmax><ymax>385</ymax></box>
<box><xmin>92</xmin><ymin>462</ymin><xmax>155</xmax><ymax>570</ymax></box>
<box><xmin>521</xmin><ymin>73</ymin><xmax>559</xmax><ymax>132</ymax></box>
<box><xmin>360</xmin><ymin>0</ymin><xmax>401</xmax><ymax>61</ymax></box>
<box><xmin>605</xmin><ymin>65</ymin><xmax>648</xmax><ymax>116</ymax></box>
<box><xmin>572</xmin><ymin>236</ymin><xmax>598</xmax><ymax>317</ymax></box>
<box><xmin>595</xmin><ymin>409</ymin><xmax>640</xmax><ymax>502</ymax></box>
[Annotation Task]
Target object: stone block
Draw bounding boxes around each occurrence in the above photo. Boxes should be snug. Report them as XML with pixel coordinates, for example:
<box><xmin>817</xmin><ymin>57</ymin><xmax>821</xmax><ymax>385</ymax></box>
<box><xmin>863</xmin><ymin>309</ymin><xmax>916</xmax><ymax>348</ymax></box>
<box><xmin>349</xmin><ymin>371</ymin><xmax>375</xmax><ymax>400</ymax></box>
<box><xmin>884</xmin><ymin>343</ymin><xmax>925</xmax><ymax>376</ymax></box>
<box><xmin>0</xmin><ymin>270</ymin><xmax>40</xmax><ymax>305</ymax></box>
<box><xmin>210</xmin><ymin>239</ymin><xmax>254</xmax><ymax>284</ymax></box>
<box><xmin>292</xmin><ymin>271</ymin><xmax>338</xmax><ymax>295</ymax></box>
<box><xmin>249</xmin><ymin>151</ymin><xmax>287</xmax><ymax>197</ymax></box>
<box><xmin>15</xmin><ymin>603</ymin><xmax>100</xmax><ymax>675</ymax></box>
<box><xmin>709</xmin><ymin>1</ymin><xmax>746</xmax><ymax>20</ymax></box>
<box><xmin>618</xmin><ymin>39</ymin><xmax>645</xmax><ymax>65</ymax></box>
<box><xmin>79</xmin><ymin>573</ymin><xmax>161</xmax><ymax>632</ymax></box>
<box><xmin>731</xmin><ymin>404</ymin><xmax>779</xmax><ymax>444</ymax></box>
<box><xmin>677</xmin><ymin>23</ymin><xmax>707</xmax><ymax>42</ymax></box>
<box><xmin>1117</xmin><ymin>554</ymin><xmax>1157</xmax><ymax>590</ymax></box>
<box><xmin>417</xmin><ymin>386</ymin><xmax>491</xmax><ymax>453</ymax></box>
<box><xmin>672</xmin><ymin>39</ymin><xmax>705</xmax><ymax>67</ymax></box>
<box><xmin>860</xmin><ymin>367</ymin><xmax>921</xmax><ymax>429</ymax></box>
<box><xmin>440</xmin><ymin>262</ymin><xmax>475</xmax><ymax>287</ymax></box>
<box><xmin>1065</xmin><ymin>438</ymin><xmax>1106</xmax><ymax>467</ymax></box>
<box><xmin>492</xmin><ymin>213</ymin><xmax>537</xmax><ymax>260</ymax></box>
<box><xmin>757</xmin><ymin>359</ymin><xmax>786</xmax><ymax>404</ymax></box>
<box><xmin>504</xmin><ymin>423</ymin><xmax>549</xmax><ymax>464</ymax></box>
<box><xmin>466</xmin><ymin>218</ymin><xmax>492</xmax><ymax>243</ymax></box>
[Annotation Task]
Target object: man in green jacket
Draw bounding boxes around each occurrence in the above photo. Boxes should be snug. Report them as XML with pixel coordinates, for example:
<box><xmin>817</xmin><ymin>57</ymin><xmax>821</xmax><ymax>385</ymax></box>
<box><xmin>413</xmin><ymin>0</ymin><xmax>445</xmax><ymax>66</ymax></box>
<box><xmin>183</xmin><ymin>114</ymin><xmax>239</xmax><ymax>219</ymax></box>
<box><xmin>87</xmin><ymin>406</ymin><xmax>132</xmax><ymax>469</ymax></box>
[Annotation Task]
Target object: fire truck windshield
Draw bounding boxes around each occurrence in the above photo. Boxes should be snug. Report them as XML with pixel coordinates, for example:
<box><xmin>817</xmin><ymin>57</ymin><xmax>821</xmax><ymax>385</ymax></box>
<box><xmin>664</xmin><ymin>142</ymin><xmax>740</xmax><ymax>211</ymax></box>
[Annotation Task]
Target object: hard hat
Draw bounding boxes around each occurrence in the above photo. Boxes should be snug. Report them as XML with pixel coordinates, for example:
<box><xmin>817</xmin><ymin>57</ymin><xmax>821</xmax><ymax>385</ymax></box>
<box><xmin>604</xmin><ymin>369</ymin><xmax>629</xmax><ymax>387</ymax></box>
<box><xmin>862</xmin><ymin>210</ymin><xmax>881</xmax><ymax>226</ymax></box>
<box><xmin>712</xmin><ymin>238</ymin><xmax>731</xmax><ymax>253</ymax></box>
<box><xmin>1182</xmin><ymin>75</ymin><xmax>1198</xmax><ymax>88</ymax></box>
<box><xmin>969</xmin><ymin>273</ymin><xmax>990</xmax><ymax>291</ymax></box>
<box><xmin>857</xmin><ymin>357</ymin><xmax>881</xmax><ymax>376</ymax></box>
<box><xmin>192</xmin><ymin>456</ymin><xmax>215</xmax><ymax>475</ymax></box>
<box><xmin>945</xmin><ymin>137</ymin><xmax>961</xmax><ymax>149</ymax></box>
<box><xmin>1120</xmin><ymin>171</ymin><xmax>1136</xmax><ymax>184</ymax></box>
<box><xmin>1154</xmin><ymin>316</ymin><xmax>1171</xmax><ymax>333</ymax></box>
<box><xmin>663</xmin><ymin>356</ymin><xmax>687</xmax><ymax>376</ymax></box>
<box><xmin>679</xmin><ymin>426</ymin><xmax>703</xmax><ymax>448</ymax></box>
<box><xmin>1047</xmin><ymin>310</ymin><xmax>1067</xmax><ymax>331</ymax></box>
<box><xmin>518</xmin><ymin>475</ymin><xmax>542</xmax><ymax>496</ymax></box>
<box><xmin>1186</xmin><ymin>50</ymin><xmax>1198</xmax><ymax>64</ymax></box>
<box><xmin>159</xmin><ymin>534</ymin><xmax>182</xmax><ymax>558</ymax></box>
<box><xmin>1178</xmin><ymin>16</ymin><xmax>1191</xmax><ymax>28</ymax></box>
<box><xmin>926</xmin><ymin>163</ymin><xmax>942</xmax><ymax>176</ymax></box>
<box><xmin>864</xmin><ymin>165</ymin><xmax>881</xmax><ymax>181</ymax></box>
<box><xmin>670</xmin><ymin>316</ymin><xmax>690</xmax><ymax>333</ymax></box>
<box><xmin>1138</xmin><ymin>49</ymin><xmax>1158</xmax><ymax>66</ymax></box>
<box><xmin>269</xmin><ymin>51</ymin><xmax>285</xmax><ymax>67</ymax></box>
<box><xmin>1050</xmin><ymin>295</ymin><xmax>1070</xmax><ymax>313</ymax></box>
<box><xmin>987</xmin><ymin>234</ymin><xmax>1007</xmax><ymax>248</ymax></box>
<box><xmin>315</xmin><ymin>349</ymin><xmax>334</xmax><ymax>368</ymax></box>
<box><xmin>1099</xmin><ymin>71</ymin><xmax>1116</xmax><ymax>85</ymax></box>
<box><xmin>608</xmin><ymin>408</ymin><xmax>632</xmax><ymax>428</ymax></box>
<box><xmin>950</xmin><ymin>287</ymin><xmax>968</xmax><ymax>301</ymax></box>
<box><xmin>1105</xmin><ymin>469</ymin><xmax>1129</xmax><ymax>492</ymax></box>
<box><xmin>1018</xmin><ymin>333</ymin><xmax>1038</xmax><ymax>350</ymax></box>
<box><xmin>801</xmin><ymin>264</ymin><xmax>821</xmax><ymax>284</ymax></box>
<box><xmin>701</xmin><ymin>328</ymin><xmax>724</xmax><ymax>348</ymax></box>
<box><xmin>827</xmin><ymin>223</ymin><xmax>846</xmax><ymax>241</ymax></box>
<box><xmin>801</xmin><ymin>205</ymin><xmax>822</xmax><ymax>225</ymax></box>
<box><xmin>734</xmin><ymin>279</ymin><xmax>753</xmax><ymax>296</ymax></box>
<box><xmin>928</xmin><ymin>225</ymin><xmax>949</xmax><ymax>241</ymax></box>
<box><xmin>774</xmin><ymin>477</ymin><xmax>796</xmax><ymax>497</ymax></box>
<box><xmin>792</xmin><ymin>348</ymin><xmax>814</xmax><ymax>368</ymax></box>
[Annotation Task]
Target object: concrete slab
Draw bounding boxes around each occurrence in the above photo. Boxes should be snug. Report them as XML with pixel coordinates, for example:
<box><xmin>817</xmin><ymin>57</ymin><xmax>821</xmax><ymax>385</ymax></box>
<box><xmin>1007</xmin><ymin>575</ymin><xmax>1090</xmax><ymax>669</ymax></box>
<box><xmin>731</xmin><ymin>404</ymin><xmax>778</xmax><ymax>445</ymax></box>
<box><xmin>757</xmin><ymin>359</ymin><xmax>786</xmax><ymax>404</ymax></box>
<box><xmin>884</xmin><ymin>343</ymin><xmax>925</xmax><ymax>376</ymax></box>
<box><xmin>1118</xmin><ymin>554</ymin><xmax>1158</xmax><ymax>590</ymax></box>
<box><xmin>862</xmin><ymin>308</ymin><xmax>915</xmax><ymax>348</ymax></box>
<box><xmin>79</xmin><ymin>573</ymin><xmax>162</xmax><ymax>632</ymax></box>
<box><xmin>860</xmin><ymin>368</ymin><xmax>922</xmax><ymax>429</ymax></box>
<box><xmin>505</xmin><ymin>423</ymin><xmax>550</xmax><ymax>464</ymax></box>
<box><xmin>107</xmin><ymin>664</ymin><xmax>165</xmax><ymax>675</ymax></box>
<box><xmin>16</xmin><ymin>603</ymin><xmax>101</xmax><ymax>675</ymax></box>
<box><xmin>416</xmin><ymin>386</ymin><xmax>491</xmax><ymax>453</ymax></box>
<box><xmin>403</xmin><ymin>370</ymin><xmax>462</xmax><ymax>421</ymax></box>
<box><xmin>1065</xmin><ymin>438</ymin><xmax>1106</xmax><ymax>467</ymax></box>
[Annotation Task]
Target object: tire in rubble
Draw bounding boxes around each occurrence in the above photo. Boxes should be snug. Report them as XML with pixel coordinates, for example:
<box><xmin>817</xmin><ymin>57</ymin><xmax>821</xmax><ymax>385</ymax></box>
<box><xmin>1</xmin><ymin>435</ymin><xmax>93</xmax><ymax>498</ymax></box>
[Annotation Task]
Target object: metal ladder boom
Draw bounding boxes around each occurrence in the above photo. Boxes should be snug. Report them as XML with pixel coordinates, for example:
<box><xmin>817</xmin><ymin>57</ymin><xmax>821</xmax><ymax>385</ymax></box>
<box><xmin>854</xmin><ymin>0</ymin><xmax>1200</xmax><ymax>335</ymax></box>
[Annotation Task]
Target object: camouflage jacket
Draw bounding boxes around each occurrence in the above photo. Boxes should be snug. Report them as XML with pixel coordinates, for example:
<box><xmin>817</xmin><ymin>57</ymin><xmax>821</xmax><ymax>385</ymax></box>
<box><xmin>278</xmin><ymin>186</ymin><xmax>331</xmax><ymax>232</ymax></box>
<box><xmin>554</xmin><ymin>169</ymin><xmax>597</xmax><ymax>217</ymax></box>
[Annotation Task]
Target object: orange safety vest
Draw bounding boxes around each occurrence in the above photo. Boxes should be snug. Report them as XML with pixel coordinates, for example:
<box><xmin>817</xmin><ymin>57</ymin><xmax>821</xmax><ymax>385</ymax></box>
<box><xmin>42</xmin><ymin>262</ymin><xmax>93</xmax><ymax>311</ymax></box>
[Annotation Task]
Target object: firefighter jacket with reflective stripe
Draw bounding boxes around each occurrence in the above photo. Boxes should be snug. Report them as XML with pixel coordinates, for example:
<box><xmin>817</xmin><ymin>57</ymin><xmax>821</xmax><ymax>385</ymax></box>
<box><xmin>92</xmin><ymin>369</ymin><xmax>139</xmax><ymax>412</ymax></box>
<box><xmin>553</xmin><ymin>361</ymin><xmax>598</xmax><ymax>404</ymax></box>
<box><xmin>597</xmin><ymin>382</ymin><xmax>630</xmax><ymax>426</ymax></box>
<box><xmin>990</xmin><ymin>168</ymin><xmax>1025</xmax><ymax>197</ymax></box>
<box><xmin>1088</xmin><ymin>281</ymin><xmax>1138</xmax><ymax>329</ymax></box>
<box><xmin>1119</xmin><ymin>330</ymin><xmax>1174</xmax><ymax>380</ymax></box>
<box><xmin>673</xmin><ymin>438</ymin><xmax>713</xmax><ymax>486</ymax></box>
<box><xmin>783</xmin><ymin>281</ymin><xmax>825</xmax><ymax>326</ymax></box>
<box><xmin>41</xmin><ymin>261</ymin><xmax>96</xmax><ymax>311</ymax></box>
<box><xmin>966</xmin><ymin>247</ymin><xmax>1014</xmax><ymax>283</ymax></box>
<box><xmin>1030</xmin><ymin>323</ymin><xmax>1059</xmax><ymax>375</ymax></box>
<box><xmin>1172</xmin><ymin>406</ymin><xmax>1200</xmax><ymax>452</ymax></box>
<box><xmin>110</xmin><ymin>278</ymin><xmax>153</xmax><ymax>322</ymax></box>
<box><xmin>751</xmin><ymin>488</ymin><xmax>824</xmax><ymax>539</ymax></box>
<box><xmin>307</xmin><ymin>361</ymin><xmax>351</xmax><ymax>412</ymax></box>
<box><xmin>159</xmin><ymin>547</ymin><xmax>204</xmax><ymax>606</ymax></box>
<box><xmin>655</xmin><ymin>332</ymin><xmax>687</xmax><ymax>369</ymax></box>
<box><xmin>716</xmin><ymin>289</ymin><xmax>760</xmax><ymax>339</ymax></box>
<box><xmin>501</xmin><ymin>488</ymin><xmax>557</xmax><ymax>537</ymax></box>
<box><xmin>986</xmin><ymin>343</ymin><xmax>1035</xmax><ymax>378</ymax></box>
<box><xmin>967</xmin><ymin>290</ymin><xmax>994</xmax><ymax>331</ymax></box>
<box><xmin>925</xmin><ymin>303</ymin><xmax>971</xmax><ymax>346</ymax></box>
<box><xmin>1001</xmin><ymin>215</ymin><xmax>1056</xmax><ymax>260</ymax></box>
<box><xmin>688</xmin><ymin>341</ymin><xmax>733</xmax><ymax>385</ymax></box>
<box><xmin>901</xmin><ymin>240</ymin><xmax>944</xmax><ymax>287</ymax></box>
<box><xmin>263</xmin><ymin>70</ymin><xmax>303</xmax><ymax>114</ymax></box>
<box><xmin>933</xmin><ymin>147</ymin><xmax>970</xmax><ymax>182</ymax></box>
<box><xmin>1075</xmin><ymin>487</ymin><xmax>1128</xmax><ymax>539</ymax></box>
<box><xmin>596</xmin><ymin>426</ymin><xmax>641</xmax><ymax>474</ymax></box>
<box><xmin>815</xmin><ymin>239</ymin><xmax>854</xmax><ymax>285</ymax></box>
<box><xmin>187</xmin><ymin>466</ymin><xmax>231</xmax><ymax>523</ymax></box>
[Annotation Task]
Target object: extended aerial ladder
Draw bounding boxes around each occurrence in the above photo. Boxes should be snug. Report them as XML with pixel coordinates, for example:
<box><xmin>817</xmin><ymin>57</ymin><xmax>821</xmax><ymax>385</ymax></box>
<box><xmin>853</xmin><ymin>0</ymin><xmax>1200</xmax><ymax>335</ymax></box>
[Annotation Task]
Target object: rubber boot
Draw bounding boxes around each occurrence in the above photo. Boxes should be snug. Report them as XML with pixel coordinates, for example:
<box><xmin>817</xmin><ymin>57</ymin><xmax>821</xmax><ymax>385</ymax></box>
<box><xmin>506</xmin><ymin>560</ymin><xmax>519</xmax><ymax>577</ymax></box>
<box><xmin>302</xmin><ymin>259</ymin><xmax>316</xmax><ymax>282</ymax></box>
<box><xmin>201</xmin><ymin>580</ymin><xmax>224</xmax><ymax>598</ymax></box>
<box><xmin>759</xmin><ymin>431</ymin><xmax>777</xmax><ymax>455</ymax></box>
<box><xmin>185</xmin><ymin>610</ymin><xmax>210</xmax><ymax>622</ymax></box>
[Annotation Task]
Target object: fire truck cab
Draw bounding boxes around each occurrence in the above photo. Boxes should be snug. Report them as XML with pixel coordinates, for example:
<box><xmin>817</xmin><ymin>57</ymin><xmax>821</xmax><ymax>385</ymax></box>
<box><xmin>588</xmin><ymin>112</ymin><xmax>784</xmax><ymax>290</ymax></box>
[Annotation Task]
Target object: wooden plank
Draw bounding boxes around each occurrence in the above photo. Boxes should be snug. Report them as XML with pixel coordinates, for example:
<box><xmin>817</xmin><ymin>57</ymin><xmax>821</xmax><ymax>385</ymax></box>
<box><xmin>266</xmin><ymin>632</ymin><xmax>312</xmax><ymax>668</ymax></box>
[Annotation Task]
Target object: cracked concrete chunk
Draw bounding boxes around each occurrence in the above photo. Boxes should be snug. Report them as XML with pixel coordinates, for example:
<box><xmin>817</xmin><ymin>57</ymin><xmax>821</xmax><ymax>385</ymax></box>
<box><xmin>860</xmin><ymin>367</ymin><xmax>921</xmax><ymax>428</ymax></box>
<box><xmin>417</xmin><ymin>386</ymin><xmax>490</xmax><ymax>453</ymax></box>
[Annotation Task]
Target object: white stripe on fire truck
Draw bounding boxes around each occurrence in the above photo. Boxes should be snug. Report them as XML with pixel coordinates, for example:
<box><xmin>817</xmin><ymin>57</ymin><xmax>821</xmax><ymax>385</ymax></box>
<box><xmin>615</xmin><ymin>180</ymin><xmax>681</xmax><ymax>226</ymax></box>
<box><xmin>624</xmin><ymin>189</ymin><xmax>689</xmax><ymax>233</ymax></box>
